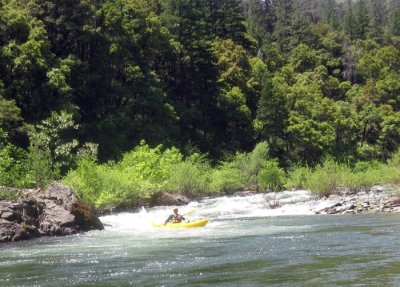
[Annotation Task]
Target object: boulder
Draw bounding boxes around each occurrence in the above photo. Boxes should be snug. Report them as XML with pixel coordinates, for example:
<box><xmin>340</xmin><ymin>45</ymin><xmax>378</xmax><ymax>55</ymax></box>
<box><xmin>150</xmin><ymin>191</ymin><xmax>190</xmax><ymax>206</ymax></box>
<box><xmin>37</xmin><ymin>182</ymin><xmax>104</xmax><ymax>235</ymax></box>
<box><xmin>0</xmin><ymin>182</ymin><xmax>104</xmax><ymax>243</ymax></box>
<box><xmin>0</xmin><ymin>220</ymin><xmax>30</xmax><ymax>242</ymax></box>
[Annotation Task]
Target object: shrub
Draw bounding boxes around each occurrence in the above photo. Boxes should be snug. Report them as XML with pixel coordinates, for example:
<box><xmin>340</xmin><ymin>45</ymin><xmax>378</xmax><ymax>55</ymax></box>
<box><xmin>0</xmin><ymin>145</ymin><xmax>32</xmax><ymax>188</ymax></box>
<box><xmin>285</xmin><ymin>165</ymin><xmax>311</xmax><ymax>190</ymax></box>
<box><xmin>64</xmin><ymin>159</ymin><xmax>103</xmax><ymax>204</ymax></box>
<box><xmin>29</xmin><ymin>110</ymin><xmax>98</xmax><ymax>180</ymax></box>
<box><xmin>209</xmin><ymin>162</ymin><xmax>243</xmax><ymax>194</ymax></box>
<box><xmin>0</xmin><ymin>187</ymin><xmax>21</xmax><ymax>200</ymax></box>
<box><xmin>64</xmin><ymin>142</ymin><xmax>190</xmax><ymax>208</ymax></box>
<box><xmin>27</xmin><ymin>145</ymin><xmax>58</xmax><ymax>189</ymax></box>
<box><xmin>232</xmin><ymin>141</ymin><xmax>270</xmax><ymax>190</ymax></box>
<box><xmin>166</xmin><ymin>154</ymin><xmax>211</xmax><ymax>196</ymax></box>
<box><xmin>258</xmin><ymin>160</ymin><xmax>286</xmax><ymax>191</ymax></box>
<box><xmin>117</xmin><ymin>141</ymin><xmax>182</xmax><ymax>185</ymax></box>
<box><xmin>303</xmin><ymin>157</ymin><xmax>345</xmax><ymax>197</ymax></box>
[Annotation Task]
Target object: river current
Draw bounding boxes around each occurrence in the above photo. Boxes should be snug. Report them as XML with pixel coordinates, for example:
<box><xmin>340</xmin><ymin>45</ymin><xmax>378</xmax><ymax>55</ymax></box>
<box><xmin>1</xmin><ymin>191</ymin><xmax>400</xmax><ymax>286</ymax></box>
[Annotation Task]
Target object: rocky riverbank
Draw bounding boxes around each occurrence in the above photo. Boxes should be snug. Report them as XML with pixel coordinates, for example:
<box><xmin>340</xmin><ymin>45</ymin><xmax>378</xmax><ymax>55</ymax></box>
<box><xmin>312</xmin><ymin>185</ymin><xmax>400</xmax><ymax>215</ymax></box>
<box><xmin>0</xmin><ymin>182</ymin><xmax>104</xmax><ymax>243</ymax></box>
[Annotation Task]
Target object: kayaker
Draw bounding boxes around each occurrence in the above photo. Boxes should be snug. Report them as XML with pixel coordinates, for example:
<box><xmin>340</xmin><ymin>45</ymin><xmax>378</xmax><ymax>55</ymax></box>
<box><xmin>165</xmin><ymin>208</ymin><xmax>185</xmax><ymax>225</ymax></box>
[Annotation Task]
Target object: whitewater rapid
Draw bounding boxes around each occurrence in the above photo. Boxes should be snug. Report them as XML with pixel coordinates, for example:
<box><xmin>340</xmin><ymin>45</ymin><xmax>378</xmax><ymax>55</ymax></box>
<box><xmin>99</xmin><ymin>190</ymin><xmax>338</xmax><ymax>233</ymax></box>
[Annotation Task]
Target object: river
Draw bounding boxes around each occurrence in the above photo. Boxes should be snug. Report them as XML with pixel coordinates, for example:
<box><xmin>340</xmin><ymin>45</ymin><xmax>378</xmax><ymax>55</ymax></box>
<box><xmin>1</xmin><ymin>191</ymin><xmax>400</xmax><ymax>286</ymax></box>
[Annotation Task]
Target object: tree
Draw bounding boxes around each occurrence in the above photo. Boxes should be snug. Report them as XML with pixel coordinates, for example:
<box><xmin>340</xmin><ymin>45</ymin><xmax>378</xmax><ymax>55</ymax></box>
<box><xmin>368</xmin><ymin>0</ymin><xmax>386</xmax><ymax>40</ymax></box>
<box><xmin>273</xmin><ymin>0</ymin><xmax>295</xmax><ymax>52</ymax></box>
<box><xmin>388</xmin><ymin>4</ymin><xmax>400</xmax><ymax>36</ymax></box>
<box><xmin>354</xmin><ymin>0</ymin><xmax>369</xmax><ymax>40</ymax></box>
<box><xmin>161</xmin><ymin>0</ymin><xmax>222</xmax><ymax>155</ymax></box>
<box><xmin>0</xmin><ymin>0</ymin><xmax>54</xmax><ymax>122</ymax></box>
<box><xmin>256</xmin><ymin>68</ymin><xmax>288</xmax><ymax>160</ymax></box>
<box><xmin>379</xmin><ymin>110</ymin><xmax>400</xmax><ymax>161</ymax></box>
<box><xmin>321</xmin><ymin>0</ymin><xmax>340</xmax><ymax>29</ymax></box>
<box><xmin>211</xmin><ymin>39</ymin><xmax>254</xmax><ymax>152</ymax></box>
<box><xmin>28</xmin><ymin>110</ymin><xmax>98</xmax><ymax>179</ymax></box>
<box><xmin>344</xmin><ymin>1</ymin><xmax>357</xmax><ymax>40</ymax></box>
<box><xmin>32</xmin><ymin>0</ymin><xmax>99</xmax><ymax>58</ymax></box>
<box><xmin>242</xmin><ymin>0</ymin><xmax>275</xmax><ymax>43</ymax></box>
<box><xmin>207</xmin><ymin>0</ymin><xmax>249</xmax><ymax>48</ymax></box>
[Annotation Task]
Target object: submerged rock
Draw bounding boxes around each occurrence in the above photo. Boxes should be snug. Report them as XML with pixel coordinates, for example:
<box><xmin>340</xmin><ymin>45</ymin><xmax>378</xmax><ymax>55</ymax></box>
<box><xmin>0</xmin><ymin>182</ymin><xmax>104</xmax><ymax>243</ymax></box>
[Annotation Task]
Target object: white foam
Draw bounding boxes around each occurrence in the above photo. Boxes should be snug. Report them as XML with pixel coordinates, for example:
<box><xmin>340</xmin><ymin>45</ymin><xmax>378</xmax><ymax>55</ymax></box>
<box><xmin>99</xmin><ymin>190</ymin><xmax>318</xmax><ymax>231</ymax></box>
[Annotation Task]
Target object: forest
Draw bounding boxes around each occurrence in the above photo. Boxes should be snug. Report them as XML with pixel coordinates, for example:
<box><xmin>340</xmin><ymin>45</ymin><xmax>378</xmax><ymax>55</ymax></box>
<box><xmin>2</xmin><ymin>0</ymin><xmax>400</xmax><ymax>207</ymax></box>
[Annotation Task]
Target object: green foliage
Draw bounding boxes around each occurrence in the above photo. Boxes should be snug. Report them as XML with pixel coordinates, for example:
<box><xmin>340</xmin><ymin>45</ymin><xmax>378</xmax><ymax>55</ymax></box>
<box><xmin>64</xmin><ymin>140</ymin><xmax>279</xmax><ymax>207</ymax></box>
<box><xmin>0</xmin><ymin>144</ymin><xmax>31</xmax><ymax>188</ymax></box>
<box><xmin>27</xmin><ymin>110</ymin><xmax>98</xmax><ymax>187</ymax></box>
<box><xmin>166</xmin><ymin>154</ymin><xmax>211</xmax><ymax>196</ymax></box>
<box><xmin>117</xmin><ymin>141</ymin><xmax>182</xmax><ymax>186</ymax></box>
<box><xmin>285</xmin><ymin>165</ymin><xmax>312</xmax><ymax>190</ymax></box>
<box><xmin>65</xmin><ymin>142</ymin><xmax>187</xmax><ymax>207</ymax></box>
<box><xmin>63</xmin><ymin>159</ymin><xmax>103</xmax><ymax>205</ymax></box>
<box><xmin>0</xmin><ymin>187</ymin><xmax>21</xmax><ymax>201</ymax></box>
<box><xmin>229</xmin><ymin>141</ymin><xmax>271</xmax><ymax>190</ymax></box>
<box><xmin>3</xmin><ymin>0</ymin><xmax>400</xmax><ymax>201</ymax></box>
<box><xmin>258</xmin><ymin>160</ymin><xmax>286</xmax><ymax>191</ymax></box>
<box><xmin>286</xmin><ymin>155</ymin><xmax>400</xmax><ymax>198</ymax></box>
<box><xmin>0</xmin><ymin>97</ymin><xmax>23</xmax><ymax>143</ymax></box>
<box><xmin>305</xmin><ymin>158</ymin><xmax>346</xmax><ymax>197</ymax></box>
<box><xmin>209</xmin><ymin>162</ymin><xmax>243</xmax><ymax>194</ymax></box>
<box><xmin>26</xmin><ymin>145</ymin><xmax>56</xmax><ymax>189</ymax></box>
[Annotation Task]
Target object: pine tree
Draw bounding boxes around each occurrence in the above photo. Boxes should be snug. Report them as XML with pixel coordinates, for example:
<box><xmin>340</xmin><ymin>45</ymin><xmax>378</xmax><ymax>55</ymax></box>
<box><xmin>273</xmin><ymin>0</ymin><xmax>295</xmax><ymax>51</ymax></box>
<box><xmin>242</xmin><ymin>0</ymin><xmax>273</xmax><ymax>45</ymax></box>
<box><xmin>354</xmin><ymin>0</ymin><xmax>369</xmax><ymax>40</ymax></box>
<box><xmin>368</xmin><ymin>0</ymin><xmax>386</xmax><ymax>40</ymax></box>
<box><xmin>207</xmin><ymin>0</ymin><xmax>249</xmax><ymax>48</ymax></box>
<box><xmin>162</xmin><ymin>0</ymin><xmax>222</xmax><ymax>154</ymax></box>
<box><xmin>343</xmin><ymin>1</ymin><xmax>356</xmax><ymax>40</ymax></box>
<box><xmin>322</xmin><ymin>0</ymin><xmax>340</xmax><ymax>29</ymax></box>
<box><xmin>388</xmin><ymin>2</ymin><xmax>400</xmax><ymax>36</ymax></box>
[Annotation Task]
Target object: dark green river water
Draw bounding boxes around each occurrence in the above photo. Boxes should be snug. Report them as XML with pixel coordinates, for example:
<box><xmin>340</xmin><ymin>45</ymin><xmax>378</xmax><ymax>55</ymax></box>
<box><xmin>1</xmin><ymin>194</ymin><xmax>400</xmax><ymax>286</ymax></box>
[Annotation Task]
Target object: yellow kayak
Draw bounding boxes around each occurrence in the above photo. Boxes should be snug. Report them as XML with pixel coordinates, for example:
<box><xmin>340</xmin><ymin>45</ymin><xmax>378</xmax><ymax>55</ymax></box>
<box><xmin>151</xmin><ymin>219</ymin><xmax>208</xmax><ymax>228</ymax></box>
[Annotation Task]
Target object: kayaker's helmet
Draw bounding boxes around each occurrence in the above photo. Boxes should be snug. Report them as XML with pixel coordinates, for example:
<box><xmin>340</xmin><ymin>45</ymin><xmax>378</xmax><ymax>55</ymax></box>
<box><xmin>173</xmin><ymin>208</ymin><xmax>178</xmax><ymax>213</ymax></box>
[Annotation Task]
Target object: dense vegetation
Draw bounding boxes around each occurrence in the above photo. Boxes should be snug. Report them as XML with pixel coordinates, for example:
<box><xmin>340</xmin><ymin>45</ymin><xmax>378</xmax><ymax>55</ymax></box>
<box><xmin>2</xmin><ymin>0</ymin><xmax>400</xmax><ymax>207</ymax></box>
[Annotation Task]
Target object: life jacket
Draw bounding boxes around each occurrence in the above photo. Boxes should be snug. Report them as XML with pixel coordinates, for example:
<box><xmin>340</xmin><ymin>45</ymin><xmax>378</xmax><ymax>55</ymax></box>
<box><xmin>172</xmin><ymin>215</ymin><xmax>182</xmax><ymax>223</ymax></box>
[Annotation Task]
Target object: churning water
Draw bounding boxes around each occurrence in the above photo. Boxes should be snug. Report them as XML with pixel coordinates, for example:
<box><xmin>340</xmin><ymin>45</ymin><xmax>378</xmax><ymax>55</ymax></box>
<box><xmin>2</xmin><ymin>191</ymin><xmax>400</xmax><ymax>286</ymax></box>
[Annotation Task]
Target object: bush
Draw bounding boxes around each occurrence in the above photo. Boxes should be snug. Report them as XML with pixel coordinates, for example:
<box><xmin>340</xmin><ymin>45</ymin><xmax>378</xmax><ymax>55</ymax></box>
<box><xmin>29</xmin><ymin>110</ymin><xmax>98</xmax><ymax>180</ymax></box>
<box><xmin>299</xmin><ymin>157</ymin><xmax>345</xmax><ymax>197</ymax></box>
<box><xmin>258</xmin><ymin>160</ymin><xmax>286</xmax><ymax>191</ymax></box>
<box><xmin>209</xmin><ymin>162</ymin><xmax>243</xmax><ymax>194</ymax></box>
<box><xmin>64</xmin><ymin>142</ymin><xmax>191</xmax><ymax>208</ymax></box>
<box><xmin>388</xmin><ymin>149</ymin><xmax>400</xmax><ymax>167</ymax></box>
<box><xmin>285</xmin><ymin>165</ymin><xmax>311</xmax><ymax>190</ymax></box>
<box><xmin>63</xmin><ymin>159</ymin><xmax>103</xmax><ymax>204</ymax></box>
<box><xmin>166</xmin><ymin>154</ymin><xmax>211</xmax><ymax>196</ymax></box>
<box><xmin>27</xmin><ymin>145</ymin><xmax>58</xmax><ymax>189</ymax></box>
<box><xmin>232</xmin><ymin>141</ymin><xmax>270</xmax><ymax>190</ymax></box>
<box><xmin>0</xmin><ymin>187</ymin><xmax>21</xmax><ymax>200</ymax></box>
<box><xmin>117</xmin><ymin>141</ymin><xmax>182</xmax><ymax>185</ymax></box>
<box><xmin>0</xmin><ymin>145</ymin><xmax>32</xmax><ymax>188</ymax></box>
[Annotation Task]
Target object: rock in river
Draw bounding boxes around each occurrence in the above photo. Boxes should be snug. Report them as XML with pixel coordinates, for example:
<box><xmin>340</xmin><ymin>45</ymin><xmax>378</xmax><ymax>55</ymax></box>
<box><xmin>0</xmin><ymin>182</ymin><xmax>104</xmax><ymax>243</ymax></box>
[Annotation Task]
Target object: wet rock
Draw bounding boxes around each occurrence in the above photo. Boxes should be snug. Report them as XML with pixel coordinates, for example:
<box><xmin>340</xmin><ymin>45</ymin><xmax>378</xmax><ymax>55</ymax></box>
<box><xmin>0</xmin><ymin>220</ymin><xmax>30</xmax><ymax>242</ymax></box>
<box><xmin>150</xmin><ymin>191</ymin><xmax>190</xmax><ymax>206</ymax></box>
<box><xmin>38</xmin><ymin>183</ymin><xmax>104</xmax><ymax>235</ymax></box>
<box><xmin>0</xmin><ymin>182</ymin><xmax>103</xmax><ymax>243</ymax></box>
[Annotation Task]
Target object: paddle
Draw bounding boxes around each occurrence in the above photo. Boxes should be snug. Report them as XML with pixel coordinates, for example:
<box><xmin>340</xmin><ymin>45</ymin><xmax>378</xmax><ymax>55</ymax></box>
<box><xmin>183</xmin><ymin>209</ymin><xmax>196</xmax><ymax>215</ymax></box>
